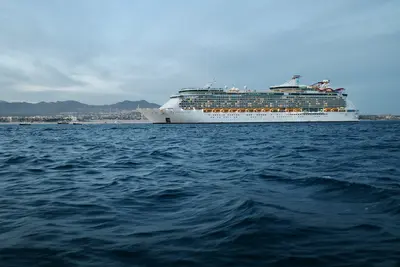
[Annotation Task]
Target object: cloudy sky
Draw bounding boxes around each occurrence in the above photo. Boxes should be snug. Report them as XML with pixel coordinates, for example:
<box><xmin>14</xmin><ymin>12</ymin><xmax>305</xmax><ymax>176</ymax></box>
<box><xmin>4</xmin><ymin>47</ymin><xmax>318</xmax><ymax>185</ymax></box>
<box><xmin>0</xmin><ymin>0</ymin><xmax>399</xmax><ymax>114</ymax></box>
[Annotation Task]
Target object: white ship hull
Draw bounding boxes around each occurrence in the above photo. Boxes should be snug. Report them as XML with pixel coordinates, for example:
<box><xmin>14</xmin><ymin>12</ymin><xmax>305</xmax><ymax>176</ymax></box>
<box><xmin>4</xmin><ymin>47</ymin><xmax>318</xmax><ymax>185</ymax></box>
<box><xmin>139</xmin><ymin>108</ymin><xmax>359</xmax><ymax>124</ymax></box>
<box><xmin>139</xmin><ymin>76</ymin><xmax>359</xmax><ymax>124</ymax></box>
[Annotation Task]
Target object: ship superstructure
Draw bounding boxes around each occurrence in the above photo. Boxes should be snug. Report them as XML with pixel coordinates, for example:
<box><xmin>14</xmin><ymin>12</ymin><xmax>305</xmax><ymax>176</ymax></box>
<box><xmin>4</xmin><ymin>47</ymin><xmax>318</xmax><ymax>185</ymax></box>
<box><xmin>139</xmin><ymin>75</ymin><xmax>359</xmax><ymax>124</ymax></box>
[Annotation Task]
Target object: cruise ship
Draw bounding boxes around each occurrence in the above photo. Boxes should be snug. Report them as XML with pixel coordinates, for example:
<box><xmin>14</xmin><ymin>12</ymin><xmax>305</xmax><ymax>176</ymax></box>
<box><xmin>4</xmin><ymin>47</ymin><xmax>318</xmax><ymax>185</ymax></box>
<box><xmin>138</xmin><ymin>75</ymin><xmax>359</xmax><ymax>124</ymax></box>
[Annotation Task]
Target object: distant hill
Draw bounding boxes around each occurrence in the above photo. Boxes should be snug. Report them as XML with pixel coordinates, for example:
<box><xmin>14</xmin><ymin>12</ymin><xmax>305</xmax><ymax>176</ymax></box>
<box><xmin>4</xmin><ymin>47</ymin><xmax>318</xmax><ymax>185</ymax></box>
<box><xmin>0</xmin><ymin>100</ymin><xmax>160</xmax><ymax>116</ymax></box>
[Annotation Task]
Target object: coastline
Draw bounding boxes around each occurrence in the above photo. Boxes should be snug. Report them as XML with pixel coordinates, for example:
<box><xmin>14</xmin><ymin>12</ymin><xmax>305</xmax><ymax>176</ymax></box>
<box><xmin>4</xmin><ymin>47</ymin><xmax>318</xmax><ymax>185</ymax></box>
<box><xmin>1</xmin><ymin>119</ymin><xmax>399</xmax><ymax>125</ymax></box>
<box><xmin>0</xmin><ymin>120</ymin><xmax>151</xmax><ymax>125</ymax></box>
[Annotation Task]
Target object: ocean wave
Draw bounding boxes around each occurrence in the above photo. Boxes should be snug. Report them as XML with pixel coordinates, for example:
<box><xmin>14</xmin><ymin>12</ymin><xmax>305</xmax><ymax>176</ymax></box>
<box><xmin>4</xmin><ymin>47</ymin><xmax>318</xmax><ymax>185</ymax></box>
<box><xmin>0</xmin><ymin>121</ymin><xmax>399</xmax><ymax>266</ymax></box>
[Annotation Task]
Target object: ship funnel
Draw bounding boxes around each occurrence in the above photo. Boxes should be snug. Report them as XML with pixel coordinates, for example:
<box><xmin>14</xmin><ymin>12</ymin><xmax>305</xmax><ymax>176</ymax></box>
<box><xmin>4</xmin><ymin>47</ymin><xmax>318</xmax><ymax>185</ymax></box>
<box><xmin>292</xmin><ymin>75</ymin><xmax>301</xmax><ymax>85</ymax></box>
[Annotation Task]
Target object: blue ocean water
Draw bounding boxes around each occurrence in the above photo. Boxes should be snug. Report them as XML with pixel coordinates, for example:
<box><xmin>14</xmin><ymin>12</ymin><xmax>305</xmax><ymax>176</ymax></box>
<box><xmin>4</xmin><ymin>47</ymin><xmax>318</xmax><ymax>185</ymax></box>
<box><xmin>0</xmin><ymin>121</ymin><xmax>399</xmax><ymax>267</ymax></box>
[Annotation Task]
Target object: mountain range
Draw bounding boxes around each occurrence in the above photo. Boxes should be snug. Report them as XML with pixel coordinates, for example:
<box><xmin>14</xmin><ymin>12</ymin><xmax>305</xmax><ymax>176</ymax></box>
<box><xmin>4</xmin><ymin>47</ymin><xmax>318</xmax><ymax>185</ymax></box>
<box><xmin>0</xmin><ymin>100</ymin><xmax>160</xmax><ymax>116</ymax></box>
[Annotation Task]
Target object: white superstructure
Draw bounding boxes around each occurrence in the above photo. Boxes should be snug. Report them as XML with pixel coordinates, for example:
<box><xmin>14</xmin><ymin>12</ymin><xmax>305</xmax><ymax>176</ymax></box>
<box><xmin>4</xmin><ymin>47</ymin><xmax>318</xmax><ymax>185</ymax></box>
<box><xmin>139</xmin><ymin>75</ymin><xmax>359</xmax><ymax>124</ymax></box>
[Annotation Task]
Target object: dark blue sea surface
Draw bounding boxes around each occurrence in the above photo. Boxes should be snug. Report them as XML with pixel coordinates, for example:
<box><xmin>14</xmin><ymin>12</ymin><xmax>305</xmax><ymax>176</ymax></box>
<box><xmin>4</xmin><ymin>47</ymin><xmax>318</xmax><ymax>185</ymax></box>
<box><xmin>0</xmin><ymin>121</ymin><xmax>399</xmax><ymax>267</ymax></box>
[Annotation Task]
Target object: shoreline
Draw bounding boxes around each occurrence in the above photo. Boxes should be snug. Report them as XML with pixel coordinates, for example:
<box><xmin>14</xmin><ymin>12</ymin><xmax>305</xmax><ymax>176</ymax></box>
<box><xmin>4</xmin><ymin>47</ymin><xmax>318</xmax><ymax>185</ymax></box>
<box><xmin>0</xmin><ymin>120</ymin><xmax>151</xmax><ymax>125</ymax></box>
<box><xmin>2</xmin><ymin>119</ymin><xmax>399</xmax><ymax>125</ymax></box>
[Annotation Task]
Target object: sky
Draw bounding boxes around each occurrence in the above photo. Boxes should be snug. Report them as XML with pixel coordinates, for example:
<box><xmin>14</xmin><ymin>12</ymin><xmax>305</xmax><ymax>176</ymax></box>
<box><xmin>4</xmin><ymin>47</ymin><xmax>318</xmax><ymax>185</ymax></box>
<box><xmin>0</xmin><ymin>0</ymin><xmax>399</xmax><ymax>114</ymax></box>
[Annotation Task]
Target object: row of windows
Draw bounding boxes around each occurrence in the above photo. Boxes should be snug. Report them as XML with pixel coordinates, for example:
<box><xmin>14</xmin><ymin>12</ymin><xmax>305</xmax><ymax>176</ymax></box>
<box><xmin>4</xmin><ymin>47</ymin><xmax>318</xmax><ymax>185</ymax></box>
<box><xmin>179</xmin><ymin>91</ymin><xmax>342</xmax><ymax>97</ymax></box>
<box><xmin>179</xmin><ymin>100</ymin><xmax>346</xmax><ymax>109</ymax></box>
<box><xmin>180</xmin><ymin>98</ymin><xmax>344</xmax><ymax>103</ymax></box>
<box><xmin>207</xmin><ymin>112</ymin><xmax>327</xmax><ymax>116</ymax></box>
<box><xmin>181</xmin><ymin>97</ymin><xmax>342</xmax><ymax>102</ymax></box>
<box><xmin>183</xmin><ymin>97</ymin><xmax>340</xmax><ymax>102</ymax></box>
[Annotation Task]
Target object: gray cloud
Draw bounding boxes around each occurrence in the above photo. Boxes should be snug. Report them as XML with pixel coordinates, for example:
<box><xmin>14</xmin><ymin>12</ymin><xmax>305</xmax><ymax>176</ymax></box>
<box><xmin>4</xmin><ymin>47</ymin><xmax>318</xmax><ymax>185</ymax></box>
<box><xmin>0</xmin><ymin>0</ymin><xmax>399</xmax><ymax>113</ymax></box>
<box><xmin>31</xmin><ymin>61</ymin><xmax>86</xmax><ymax>88</ymax></box>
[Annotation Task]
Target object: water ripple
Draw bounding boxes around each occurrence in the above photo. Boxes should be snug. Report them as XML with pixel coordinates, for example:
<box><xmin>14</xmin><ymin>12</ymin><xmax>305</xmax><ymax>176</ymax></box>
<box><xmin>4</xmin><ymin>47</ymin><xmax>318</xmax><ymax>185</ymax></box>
<box><xmin>0</xmin><ymin>121</ymin><xmax>399</xmax><ymax>266</ymax></box>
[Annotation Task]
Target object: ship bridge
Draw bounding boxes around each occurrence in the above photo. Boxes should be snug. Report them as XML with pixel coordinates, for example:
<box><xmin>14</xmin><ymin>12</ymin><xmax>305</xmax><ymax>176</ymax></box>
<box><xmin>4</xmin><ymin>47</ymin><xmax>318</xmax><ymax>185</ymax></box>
<box><xmin>178</xmin><ymin>80</ymin><xmax>225</xmax><ymax>95</ymax></box>
<box><xmin>178</xmin><ymin>88</ymin><xmax>224</xmax><ymax>94</ymax></box>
